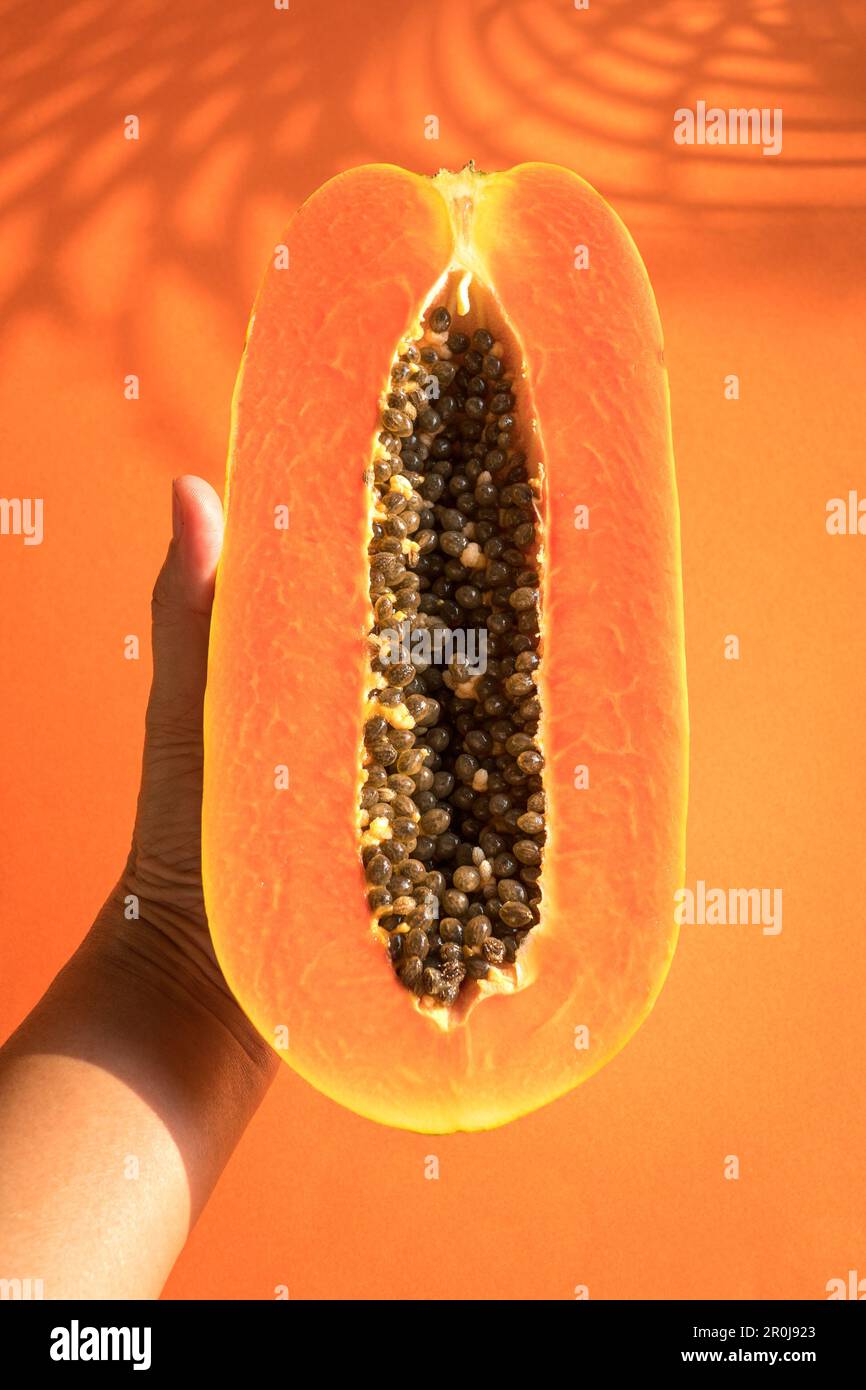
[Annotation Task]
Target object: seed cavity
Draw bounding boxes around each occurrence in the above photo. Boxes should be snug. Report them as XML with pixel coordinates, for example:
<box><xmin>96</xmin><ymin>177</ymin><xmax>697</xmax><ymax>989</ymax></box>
<box><xmin>359</xmin><ymin>293</ymin><xmax>545</xmax><ymax>1008</ymax></box>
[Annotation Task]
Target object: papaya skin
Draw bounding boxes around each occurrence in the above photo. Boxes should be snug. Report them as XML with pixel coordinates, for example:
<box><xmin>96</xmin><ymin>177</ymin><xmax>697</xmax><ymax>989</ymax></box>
<box><xmin>202</xmin><ymin>163</ymin><xmax>688</xmax><ymax>1133</ymax></box>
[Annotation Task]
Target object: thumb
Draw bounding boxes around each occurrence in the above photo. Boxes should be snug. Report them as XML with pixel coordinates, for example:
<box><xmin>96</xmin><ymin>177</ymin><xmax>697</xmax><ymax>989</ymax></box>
<box><xmin>147</xmin><ymin>475</ymin><xmax>224</xmax><ymax>729</ymax></box>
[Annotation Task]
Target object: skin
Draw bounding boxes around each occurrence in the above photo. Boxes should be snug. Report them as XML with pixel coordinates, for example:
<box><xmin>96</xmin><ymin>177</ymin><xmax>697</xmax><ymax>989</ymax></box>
<box><xmin>0</xmin><ymin>476</ymin><xmax>278</xmax><ymax>1300</ymax></box>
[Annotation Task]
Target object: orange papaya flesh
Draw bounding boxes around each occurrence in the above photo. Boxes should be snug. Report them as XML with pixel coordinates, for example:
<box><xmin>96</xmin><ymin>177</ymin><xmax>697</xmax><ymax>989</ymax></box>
<box><xmin>202</xmin><ymin>163</ymin><xmax>688</xmax><ymax>1133</ymax></box>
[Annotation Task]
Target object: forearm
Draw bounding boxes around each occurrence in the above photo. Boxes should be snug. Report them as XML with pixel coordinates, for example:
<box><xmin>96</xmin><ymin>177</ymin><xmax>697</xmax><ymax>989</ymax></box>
<box><xmin>0</xmin><ymin>904</ymin><xmax>277</xmax><ymax>1300</ymax></box>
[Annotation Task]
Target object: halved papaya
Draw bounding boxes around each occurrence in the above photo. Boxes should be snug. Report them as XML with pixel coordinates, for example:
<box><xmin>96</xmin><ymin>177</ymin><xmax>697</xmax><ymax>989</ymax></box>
<box><xmin>202</xmin><ymin>163</ymin><xmax>688</xmax><ymax>1133</ymax></box>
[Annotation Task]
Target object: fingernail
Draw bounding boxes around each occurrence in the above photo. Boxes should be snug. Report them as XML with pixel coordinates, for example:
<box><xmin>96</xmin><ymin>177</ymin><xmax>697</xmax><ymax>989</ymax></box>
<box><xmin>171</xmin><ymin>480</ymin><xmax>183</xmax><ymax>540</ymax></box>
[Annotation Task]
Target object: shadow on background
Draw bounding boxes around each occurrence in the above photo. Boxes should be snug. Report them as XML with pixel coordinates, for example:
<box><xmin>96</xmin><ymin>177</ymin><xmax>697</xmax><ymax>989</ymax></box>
<box><xmin>1</xmin><ymin>0</ymin><xmax>865</xmax><ymax>349</ymax></box>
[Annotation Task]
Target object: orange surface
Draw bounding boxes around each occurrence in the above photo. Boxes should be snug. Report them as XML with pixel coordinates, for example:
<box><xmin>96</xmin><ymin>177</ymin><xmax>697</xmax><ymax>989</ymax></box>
<box><xmin>202</xmin><ymin>162</ymin><xmax>687</xmax><ymax>1133</ymax></box>
<box><xmin>1</xmin><ymin>0</ymin><xmax>865</xmax><ymax>1296</ymax></box>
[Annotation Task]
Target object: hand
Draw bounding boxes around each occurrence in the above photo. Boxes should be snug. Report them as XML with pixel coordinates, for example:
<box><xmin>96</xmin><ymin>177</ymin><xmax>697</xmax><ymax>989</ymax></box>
<box><xmin>102</xmin><ymin>475</ymin><xmax>271</xmax><ymax>1064</ymax></box>
<box><xmin>0</xmin><ymin>476</ymin><xmax>275</xmax><ymax>1299</ymax></box>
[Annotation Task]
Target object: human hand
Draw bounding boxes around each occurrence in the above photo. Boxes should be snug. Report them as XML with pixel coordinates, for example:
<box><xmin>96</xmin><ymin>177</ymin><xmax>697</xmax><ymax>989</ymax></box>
<box><xmin>101</xmin><ymin>474</ymin><xmax>275</xmax><ymax>1067</ymax></box>
<box><xmin>0</xmin><ymin>475</ymin><xmax>275</xmax><ymax>1298</ymax></box>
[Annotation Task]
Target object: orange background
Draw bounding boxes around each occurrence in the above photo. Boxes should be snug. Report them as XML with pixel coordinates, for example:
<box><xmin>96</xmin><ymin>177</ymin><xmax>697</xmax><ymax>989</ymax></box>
<box><xmin>2</xmin><ymin>0</ymin><xmax>865</xmax><ymax>1299</ymax></box>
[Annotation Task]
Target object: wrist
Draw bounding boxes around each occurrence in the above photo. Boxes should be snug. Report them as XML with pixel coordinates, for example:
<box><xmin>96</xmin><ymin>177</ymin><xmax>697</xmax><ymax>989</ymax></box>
<box><xmin>90</xmin><ymin>882</ymin><xmax>278</xmax><ymax>1083</ymax></box>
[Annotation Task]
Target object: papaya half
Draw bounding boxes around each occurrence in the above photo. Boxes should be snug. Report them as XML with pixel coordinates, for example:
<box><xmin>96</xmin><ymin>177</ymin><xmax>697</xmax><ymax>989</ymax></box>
<box><xmin>202</xmin><ymin>162</ymin><xmax>688</xmax><ymax>1133</ymax></box>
